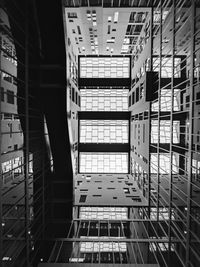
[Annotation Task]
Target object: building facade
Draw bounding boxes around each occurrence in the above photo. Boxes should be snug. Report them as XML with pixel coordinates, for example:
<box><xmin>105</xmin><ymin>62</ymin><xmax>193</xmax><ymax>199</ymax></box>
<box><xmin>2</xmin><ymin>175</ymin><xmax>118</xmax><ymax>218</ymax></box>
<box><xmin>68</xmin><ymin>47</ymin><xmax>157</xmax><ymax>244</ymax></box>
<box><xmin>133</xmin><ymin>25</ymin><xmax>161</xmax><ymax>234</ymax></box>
<box><xmin>0</xmin><ymin>0</ymin><xmax>200</xmax><ymax>267</ymax></box>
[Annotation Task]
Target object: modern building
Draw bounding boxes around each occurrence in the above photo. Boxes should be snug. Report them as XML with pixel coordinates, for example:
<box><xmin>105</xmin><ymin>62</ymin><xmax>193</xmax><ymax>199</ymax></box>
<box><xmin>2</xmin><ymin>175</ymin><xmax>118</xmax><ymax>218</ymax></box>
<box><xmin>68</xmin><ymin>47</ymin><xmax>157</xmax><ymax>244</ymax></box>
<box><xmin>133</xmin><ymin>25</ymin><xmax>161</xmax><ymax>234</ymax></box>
<box><xmin>0</xmin><ymin>0</ymin><xmax>200</xmax><ymax>266</ymax></box>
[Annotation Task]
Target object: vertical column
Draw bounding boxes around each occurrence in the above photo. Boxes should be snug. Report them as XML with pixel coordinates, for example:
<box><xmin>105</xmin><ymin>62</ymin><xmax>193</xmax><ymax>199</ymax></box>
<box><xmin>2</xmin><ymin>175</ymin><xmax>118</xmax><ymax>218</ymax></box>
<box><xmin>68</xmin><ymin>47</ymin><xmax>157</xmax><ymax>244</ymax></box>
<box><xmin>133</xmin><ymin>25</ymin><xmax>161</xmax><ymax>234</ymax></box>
<box><xmin>186</xmin><ymin>1</ymin><xmax>195</xmax><ymax>266</ymax></box>
<box><xmin>156</xmin><ymin>1</ymin><xmax>162</xmax><ymax>222</ymax></box>
<box><xmin>0</xmin><ymin>36</ymin><xmax>3</xmax><ymax>267</ymax></box>
<box><xmin>25</xmin><ymin>2</ymin><xmax>30</xmax><ymax>265</ymax></box>
<box><xmin>168</xmin><ymin>0</ymin><xmax>175</xmax><ymax>263</ymax></box>
<box><xmin>148</xmin><ymin>3</ymin><xmax>154</xmax><ymax>222</ymax></box>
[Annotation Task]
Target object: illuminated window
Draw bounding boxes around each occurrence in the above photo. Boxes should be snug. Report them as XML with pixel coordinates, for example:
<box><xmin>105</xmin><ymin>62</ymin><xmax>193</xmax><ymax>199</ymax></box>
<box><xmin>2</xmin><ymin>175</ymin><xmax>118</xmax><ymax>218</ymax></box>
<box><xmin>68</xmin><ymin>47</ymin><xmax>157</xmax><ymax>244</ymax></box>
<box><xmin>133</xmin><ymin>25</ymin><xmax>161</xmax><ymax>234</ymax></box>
<box><xmin>192</xmin><ymin>159</ymin><xmax>200</xmax><ymax>182</ymax></box>
<box><xmin>151</xmin><ymin>89</ymin><xmax>180</xmax><ymax>111</ymax></box>
<box><xmin>150</xmin><ymin>242</ymin><xmax>175</xmax><ymax>252</ymax></box>
<box><xmin>79</xmin><ymin>207</ymin><xmax>127</xmax><ymax>220</ymax></box>
<box><xmin>151</xmin><ymin>120</ymin><xmax>180</xmax><ymax>143</ymax></box>
<box><xmin>67</xmin><ymin>12</ymin><xmax>77</xmax><ymax>18</ymax></box>
<box><xmin>153</xmin><ymin>11</ymin><xmax>169</xmax><ymax>23</ymax></box>
<box><xmin>80</xmin><ymin>241</ymin><xmax>126</xmax><ymax>252</ymax></box>
<box><xmin>13</xmin><ymin>157</ymin><xmax>23</xmax><ymax>173</ymax></box>
<box><xmin>80</xmin><ymin>89</ymin><xmax>128</xmax><ymax>111</ymax></box>
<box><xmin>150</xmin><ymin>153</ymin><xmax>179</xmax><ymax>174</ymax></box>
<box><xmin>150</xmin><ymin>208</ymin><xmax>175</xmax><ymax>220</ymax></box>
<box><xmin>2</xmin><ymin>160</ymin><xmax>12</xmax><ymax>173</ymax></box>
<box><xmin>80</xmin><ymin>120</ymin><xmax>128</xmax><ymax>143</ymax></box>
<box><xmin>80</xmin><ymin>57</ymin><xmax>130</xmax><ymax>78</ymax></box>
<box><xmin>153</xmin><ymin>57</ymin><xmax>181</xmax><ymax>78</ymax></box>
<box><xmin>79</xmin><ymin>153</ymin><xmax>128</xmax><ymax>173</ymax></box>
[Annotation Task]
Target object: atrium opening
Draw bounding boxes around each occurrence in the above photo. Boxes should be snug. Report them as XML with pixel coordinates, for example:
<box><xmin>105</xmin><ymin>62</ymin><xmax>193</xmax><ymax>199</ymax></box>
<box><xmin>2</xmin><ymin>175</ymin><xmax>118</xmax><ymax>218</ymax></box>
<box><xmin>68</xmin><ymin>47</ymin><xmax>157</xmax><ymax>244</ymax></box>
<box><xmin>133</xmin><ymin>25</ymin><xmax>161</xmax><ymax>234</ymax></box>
<box><xmin>0</xmin><ymin>0</ymin><xmax>200</xmax><ymax>267</ymax></box>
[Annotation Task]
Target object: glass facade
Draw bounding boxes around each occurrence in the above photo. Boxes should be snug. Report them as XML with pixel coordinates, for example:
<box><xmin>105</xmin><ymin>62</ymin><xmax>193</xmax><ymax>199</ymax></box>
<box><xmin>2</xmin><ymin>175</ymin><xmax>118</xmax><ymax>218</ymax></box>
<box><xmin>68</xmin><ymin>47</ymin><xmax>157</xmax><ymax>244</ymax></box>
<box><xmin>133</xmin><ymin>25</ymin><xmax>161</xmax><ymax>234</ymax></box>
<box><xmin>80</xmin><ymin>89</ymin><xmax>128</xmax><ymax>111</ymax></box>
<box><xmin>80</xmin><ymin>120</ymin><xmax>128</xmax><ymax>143</ymax></box>
<box><xmin>151</xmin><ymin>120</ymin><xmax>180</xmax><ymax>143</ymax></box>
<box><xmin>79</xmin><ymin>153</ymin><xmax>128</xmax><ymax>173</ymax></box>
<box><xmin>80</xmin><ymin>57</ymin><xmax>130</xmax><ymax>78</ymax></box>
<box><xmin>79</xmin><ymin>207</ymin><xmax>128</xmax><ymax>220</ymax></box>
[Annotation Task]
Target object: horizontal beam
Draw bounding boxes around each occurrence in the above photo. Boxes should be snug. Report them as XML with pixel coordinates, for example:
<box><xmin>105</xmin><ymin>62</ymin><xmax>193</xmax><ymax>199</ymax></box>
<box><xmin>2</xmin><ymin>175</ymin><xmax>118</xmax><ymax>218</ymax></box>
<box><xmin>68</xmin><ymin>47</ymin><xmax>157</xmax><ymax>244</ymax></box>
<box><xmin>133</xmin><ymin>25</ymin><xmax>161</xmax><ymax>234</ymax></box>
<box><xmin>79</xmin><ymin>78</ymin><xmax>131</xmax><ymax>87</ymax></box>
<box><xmin>79</xmin><ymin>143</ymin><xmax>129</xmax><ymax>152</ymax></box>
<box><xmin>79</xmin><ymin>111</ymin><xmax>131</xmax><ymax>120</ymax></box>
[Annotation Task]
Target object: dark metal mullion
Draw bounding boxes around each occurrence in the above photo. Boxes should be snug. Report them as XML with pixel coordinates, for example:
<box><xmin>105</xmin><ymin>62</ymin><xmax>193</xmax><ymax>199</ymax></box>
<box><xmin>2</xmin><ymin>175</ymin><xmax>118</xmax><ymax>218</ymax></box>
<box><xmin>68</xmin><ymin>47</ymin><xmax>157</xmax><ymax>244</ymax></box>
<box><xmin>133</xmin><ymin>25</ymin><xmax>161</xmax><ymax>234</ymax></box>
<box><xmin>24</xmin><ymin>3</ymin><xmax>30</xmax><ymax>265</ymax></box>
<box><xmin>148</xmin><ymin>4</ymin><xmax>154</xmax><ymax>222</ymax></box>
<box><xmin>0</xmin><ymin>92</ymin><xmax>3</xmax><ymax>266</ymax></box>
<box><xmin>185</xmin><ymin>2</ymin><xmax>195</xmax><ymax>266</ymax></box>
<box><xmin>156</xmin><ymin>1</ymin><xmax>163</xmax><ymax>224</ymax></box>
<box><xmin>169</xmin><ymin>2</ymin><xmax>177</xmax><ymax>259</ymax></box>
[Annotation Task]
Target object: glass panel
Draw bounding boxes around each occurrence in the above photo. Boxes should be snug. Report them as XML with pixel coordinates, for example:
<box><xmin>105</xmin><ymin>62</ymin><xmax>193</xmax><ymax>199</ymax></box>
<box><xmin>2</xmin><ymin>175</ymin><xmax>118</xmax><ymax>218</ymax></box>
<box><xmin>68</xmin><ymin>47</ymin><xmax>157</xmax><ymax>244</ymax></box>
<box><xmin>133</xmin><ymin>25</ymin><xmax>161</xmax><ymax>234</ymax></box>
<box><xmin>80</xmin><ymin>89</ymin><xmax>128</xmax><ymax>111</ymax></box>
<box><xmin>153</xmin><ymin>57</ymin><xmax>181</xmax><ymax>78</ymax></box>
<box><xmin>80</xmin><ymin>57</ymin><xmax>130</xmax><ymax>78</ymax></box>
<box><xmin>79</xmin><ymin>207</ymin><xmax>127</xmax><ymax>220</ymax></box>
<box><xmin>150</xmin><ymin>153</ymin><xmax>179</xmax><ymax>174</ymax></box>
<box><xmin>150</xmin><ymin>207</ymin><xmax>175</xmax><ymax>220</ymax></box>
<box><xmin>80</xmin><ymin>120</ymin><xmax>128</xmax><ymax>143</ymax></box>
<box><xmin>151</xmin><ymin>120</ymin><xmax>180</xmax><ymax>143</ymax></box>
<box><xmin>79</xmin><ymin>153</ymin><xmax>128</xmax><ymax>173</ymax></box>
<box><xmin>80</xmin><ymin>241</ymin><xmax>127</xmax><ymax>252</ymax></box>
<box><xmin>151</xmin><ymin>89</ymin><xmax>180</xmax><ymax>111</ymax></box>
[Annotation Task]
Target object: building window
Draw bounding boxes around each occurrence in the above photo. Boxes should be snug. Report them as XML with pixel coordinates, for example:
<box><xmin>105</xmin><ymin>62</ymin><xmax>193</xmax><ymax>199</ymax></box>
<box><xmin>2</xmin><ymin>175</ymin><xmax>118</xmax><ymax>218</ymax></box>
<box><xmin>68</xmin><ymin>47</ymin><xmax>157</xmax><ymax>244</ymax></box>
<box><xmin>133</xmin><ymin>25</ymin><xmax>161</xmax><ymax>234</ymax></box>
<box><xmin>80</xmin><ymin>89</ymin><xmax>128</xmax><ymax>111</ymax></box>
<box><xmin>2</xmin><ymin>72</ymin><xmax>13</xmax><ymax>83</ymax></box>
<box><xmin>80</xmin><ymin>120</ymin><xmax>128</xmax><ymax>143</ymax></box>
<box><xmin>68</xmin><ymin>12</ymin><xmax>77</xmax><ymax>18</ymax></box>
<box><xmin>80</xmin><ymin>57</ymin><xmax>130</xmax><ymax>78</ymax></box>
<box><xmin>79</xmin><ymin>207</ymin><xmax>127</xmax><ymax>220</ymax></box>
<box><xmin>150</xmin><ymin>207</ymin><xmax>175</xmax><ymax>220</ymax></box>
<box><xmin>80</xmin><ymin>241</ymin><xmax>126</xmax><ymax>252</ymax></box>
<box><xmin>151</xmin><ymin>120</ymin><xmax>180</xmax><ymax>143</ymax></box>
<box><xmin>150</xmin><ymin>153</ymin><xmax>179</xmax><ymax>174</ymax></box>
<box><xmin>0</xmin><ymin>87</ymin><xmax>4</xmax><ymax>101</ymax></box>
<box><xmin>7</xmin><ymin>90</ymin><xmax>15</xmax><ymax>104</ymax></box>
<box><xmin>129</xmin><ymin>95</ymin><xmax>131</xmax><ymax>106</ymax></box>
<box><xmin>72</xmin><ymin>87</ymin><xmax>75</xmax><ymax>102</ymax></box>
<box><xmin>76</xmin><ymin>91</ymin><xmax>78</xmax><ymax>104</ymax></box>
<box><xmin>151</xmin><ymin>89</ymin><xmax>180</xmax><ymax>111</ymax></box>
<box><xmin>132</xmin><ymin>91</ymin><xmax>135</xmax><ymax>105</ymax></box>
<box><xmin>153</xmin><ymin>57</ymin><xmax>181</xmax><ymax>78</ymax></box>
<box><xmin>79</xmin><ymin>153</ymin><xmax>128</xmax><ymax>173</ymax></box>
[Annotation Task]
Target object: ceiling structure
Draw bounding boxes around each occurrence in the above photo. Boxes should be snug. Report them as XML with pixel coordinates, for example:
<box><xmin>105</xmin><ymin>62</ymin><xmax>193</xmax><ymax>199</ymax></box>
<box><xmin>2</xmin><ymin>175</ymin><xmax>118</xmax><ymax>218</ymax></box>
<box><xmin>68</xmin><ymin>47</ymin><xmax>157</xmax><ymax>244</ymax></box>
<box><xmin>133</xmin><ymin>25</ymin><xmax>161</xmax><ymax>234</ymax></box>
<box><xmin>65</xmin><ymin>7</ymin><xmax>150</xmax><ymax>55</ymax></box>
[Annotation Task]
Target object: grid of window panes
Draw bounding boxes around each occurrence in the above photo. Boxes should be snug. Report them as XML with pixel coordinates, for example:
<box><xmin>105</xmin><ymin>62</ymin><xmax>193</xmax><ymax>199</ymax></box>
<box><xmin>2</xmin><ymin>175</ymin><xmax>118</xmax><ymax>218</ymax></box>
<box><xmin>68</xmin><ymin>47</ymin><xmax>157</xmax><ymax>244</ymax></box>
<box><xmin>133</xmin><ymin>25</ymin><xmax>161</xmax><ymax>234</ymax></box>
<box><xmin>149</xmin><ymin>243</ymin><xmax>175</xmax><ymax>252</ymax></box>
<box><xmin>192</xmin><ymin>159</ymin><xmax>200</xmax><ymax>179</ymax></box>
<box><xmin>151</xmin><ymin>89</ymin><xmax>180</xmax><ymax>111</ymax></box>
<box><xmin>151</xmin><ymin>120</ymin><xmax>180</xmax><ymax>143</ymax></box>
<box><xmin>79</xmin><ymin>207</ymin><xmax>127</xmax><ymax>220</ymax></box>
<box><xmin>80</xmin><ymin>120</ymin><xmax>128</xmax><ymax>143</ymax></box>
<box><xmin>150</xmin><ymin>153</ymin><xmax>179</xmax><ymax>174</ymax></box>
<box><xmin>153</xmin><ymin>57</ymin><xmax>181</xmax><ymax>78</ymax></box>
<box><xmin>79</xmin><ymin>57</ymin><xmax>130</xmax><ymax>78</ymax></box>
<box><xmin>80</xmin><ymin>241</ymin><xmax>127</xmax><ymax>252</ymax></box>
<box><xmin>79</xmin><ymin>153</ymin><xmax>128</xmax><ymax>173</ymax></box>
<box><xmin>80</xmin><ymin>89</ymin><xmax>128</xmax><ymax>111</ymax></box>
<box><xmin>150</xmin><ymin>208</ymin><xmax>175</xmax><ymax>220</ymax></box>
